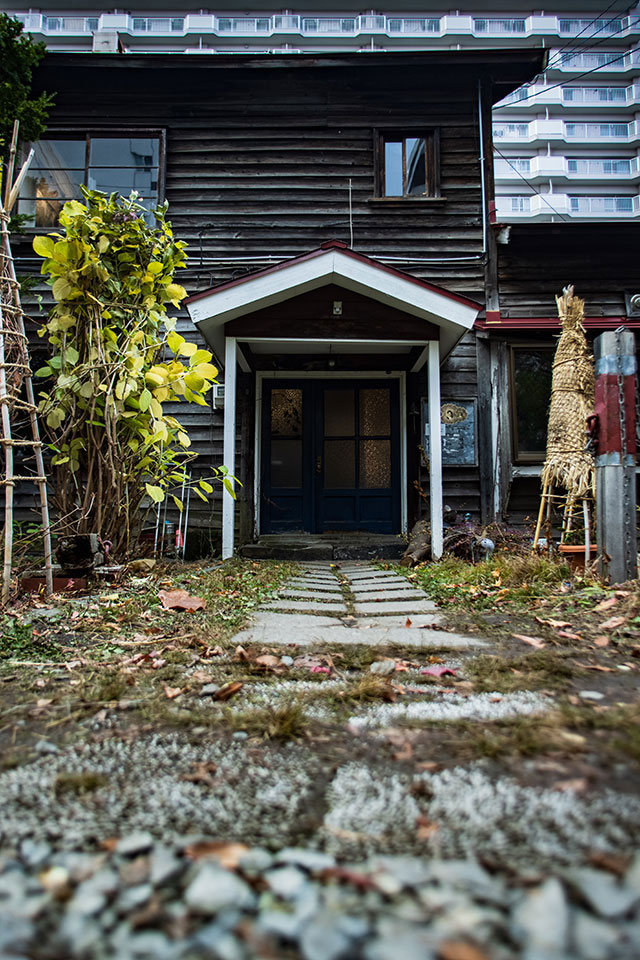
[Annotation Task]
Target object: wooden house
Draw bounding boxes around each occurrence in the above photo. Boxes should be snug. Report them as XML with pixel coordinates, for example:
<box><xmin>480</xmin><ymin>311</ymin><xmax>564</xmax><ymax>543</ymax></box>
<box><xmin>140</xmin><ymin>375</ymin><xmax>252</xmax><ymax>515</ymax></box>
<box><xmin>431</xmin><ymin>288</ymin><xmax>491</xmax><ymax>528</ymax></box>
<box><xmin>17</xmin><ymin>46</ymin><xmax>637</xmax><ymax>558</ymax></box>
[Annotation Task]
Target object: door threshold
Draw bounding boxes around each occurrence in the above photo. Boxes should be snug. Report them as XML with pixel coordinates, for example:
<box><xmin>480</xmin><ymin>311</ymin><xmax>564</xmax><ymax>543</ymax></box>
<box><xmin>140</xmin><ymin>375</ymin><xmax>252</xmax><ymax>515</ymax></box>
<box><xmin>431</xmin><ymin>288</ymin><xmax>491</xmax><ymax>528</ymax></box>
<box><xmin>239</xmin><ymin>533</ymin><xmax>405</xmax><ymax>561</ymax></box>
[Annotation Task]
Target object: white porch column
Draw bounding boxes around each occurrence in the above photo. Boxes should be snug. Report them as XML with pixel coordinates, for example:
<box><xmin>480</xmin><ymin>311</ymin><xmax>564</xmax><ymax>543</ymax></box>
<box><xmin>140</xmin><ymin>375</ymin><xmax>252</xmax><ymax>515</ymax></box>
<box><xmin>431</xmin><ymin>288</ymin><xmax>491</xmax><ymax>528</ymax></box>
<box><xmin>428</xmin><ymin>340</ymin><xmax>443</xmax><ymax>559</ymax></box>
<box><xmin>222</xmin><ymin>337</ymin><xmax>237</xmax><ymax>560</ymax></box>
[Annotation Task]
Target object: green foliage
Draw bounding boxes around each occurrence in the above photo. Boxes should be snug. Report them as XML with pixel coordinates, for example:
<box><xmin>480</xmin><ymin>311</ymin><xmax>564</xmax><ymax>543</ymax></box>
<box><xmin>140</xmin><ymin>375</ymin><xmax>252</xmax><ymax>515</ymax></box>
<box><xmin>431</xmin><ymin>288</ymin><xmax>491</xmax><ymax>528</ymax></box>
<box><xmin>33</xmin><ymin>188</ymin><xmax>227</xmax><ymax>554</ymax></box>
<box><xmin>0</xmin><ymin>14</ymin><xmax>53</xmax><ymax>166</ymax></box>
<box><xmin>0</xmin><ymin>616</ymin><xmax>62</xmax><ymax>661</ymax></box>
<box><xmin>394</xmin><ymin>553</ymin><xmax>569</xmax><ymax>609</ymax></box>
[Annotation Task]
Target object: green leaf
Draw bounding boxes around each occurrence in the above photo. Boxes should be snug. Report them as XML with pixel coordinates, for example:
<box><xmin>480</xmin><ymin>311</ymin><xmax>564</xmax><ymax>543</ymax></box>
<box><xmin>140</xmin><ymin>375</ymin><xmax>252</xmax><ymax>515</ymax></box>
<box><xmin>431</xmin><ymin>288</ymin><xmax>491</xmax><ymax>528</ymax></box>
<box><xmin>32</xmin><ymin>236</ymin><xmax>55</xmax><ymax>259</ymax></box>
<box><xmin>52</xmin><ymin>278</ymin><xmax>74</xmax><ymax>301</ymax></box>
<box><xmin>179</xmin><ymin>341</ymin><xmax>198</xmax><ymax>358</ymax></box>
<box><xmin>138</xmin><ymin>389</ymin><xmax>152</xmax><ymax>412</ymax></box>
<box><xmin>199</xmin><ymin>479</ymin><xmax>213</xmax><ymax>494</ymax></box>
<box><xmin>167</xmin><ymin>331</ymin><xmax>184</xmax><ymax>354</ymax></box>
<box><xmin>145</xmin><ymin>483</ymin><xmax>165</xmax><ymax>503</ymax></box>
<box><xmin>165</xmin><ymin>283</ymin><xmax>187</xmax><ymax>302</ymax></box>
<box><xmin>223</xmin><ymin>477</ymin><xmax>236</xmax><ymax>499</ymax></box>
<box><xmin>34</xmin><ymin>366</ymin><xmax>51</xmax><ymax>378</ymax></box>
<box><xmin>194</xmin><ymin>487</ymin><xmax>208</xmax><ymax>502</ymax></box>
<box><xmin>147</xmin><ymin>261</ymin><xmax>164</xmax><ymax>274</ymax></box>
<box><xmin>172</xmin><ymin>495</ymin><xmax>184</xmax><ymax>513</ymax></box>
<box><xmin>192</xmin><ymin>362</ymin><xmax>218</xmax><ymax>380</ymax></box>
<box><xmin>64</xmin><ymin>345</ymin><xmax>79</xmax><ymax>365</ymax></box>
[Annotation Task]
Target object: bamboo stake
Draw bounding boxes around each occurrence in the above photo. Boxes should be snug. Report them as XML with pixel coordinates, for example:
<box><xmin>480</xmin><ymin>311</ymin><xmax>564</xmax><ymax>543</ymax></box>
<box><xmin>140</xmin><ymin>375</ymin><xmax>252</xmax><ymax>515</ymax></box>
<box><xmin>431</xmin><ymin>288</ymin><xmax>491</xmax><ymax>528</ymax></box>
<box><xmin>3</xmin><ymin>121</ymin><xmax>19</xmax><ymax>212</ymax></box>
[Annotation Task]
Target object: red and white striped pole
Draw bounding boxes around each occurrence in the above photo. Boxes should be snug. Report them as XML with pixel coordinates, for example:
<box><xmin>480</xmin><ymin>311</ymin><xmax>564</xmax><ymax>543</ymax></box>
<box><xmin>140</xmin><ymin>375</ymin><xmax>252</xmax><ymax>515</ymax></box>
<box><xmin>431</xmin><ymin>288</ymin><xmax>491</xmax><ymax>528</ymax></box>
<box><xmin>593</xmin><ymin>328</ymin><xmax>638</xmax><ymax>583</ymax></box>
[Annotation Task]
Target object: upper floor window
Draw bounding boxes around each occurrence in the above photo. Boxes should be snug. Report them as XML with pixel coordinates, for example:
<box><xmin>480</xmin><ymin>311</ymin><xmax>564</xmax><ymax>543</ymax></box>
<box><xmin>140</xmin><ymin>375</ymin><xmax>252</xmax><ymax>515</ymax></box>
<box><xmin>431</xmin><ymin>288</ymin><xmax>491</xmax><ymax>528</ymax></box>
<box><xmin>17</xmin><ymin>130</ymin><xmax>164</xmax><ymax>228</ymax></box>
<box><xmin>375</xmin><ymin>130</ymin><xmax>439</xmax><ymax>198</ymax></box>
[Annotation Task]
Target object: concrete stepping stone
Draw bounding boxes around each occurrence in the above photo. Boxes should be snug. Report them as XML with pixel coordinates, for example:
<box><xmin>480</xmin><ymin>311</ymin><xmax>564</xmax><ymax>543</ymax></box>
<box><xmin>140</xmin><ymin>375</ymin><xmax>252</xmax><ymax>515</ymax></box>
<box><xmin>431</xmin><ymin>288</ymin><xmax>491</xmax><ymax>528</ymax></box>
<box><xmin>355</xmin><ymin>599</ymin><xmax>437</xmax><ymax>615</ymax></box>
<box><xmin>279</xmin><ymin>590</ymin><xmax>344</xmax><ymax>601</ymax></box>
<box><xmin>356</xmin><ymin>614</ymin><xmax>443</xmax><ymax>627</ymax></box>
<box><xmin>287</xmin><ymin>581</ymin><xmax>342</xmax><ymax>593</ymax></box>
<box><xmin>251</xmin><ymin>612</ymin><xmax>341</xmax><ymax>629</ymax></box>
<box><xmin>231</xmin><ymin>622</ymin><xmax>484</xmax><ymax>649</ymax></box>
<box><xmin>265</xmin><ymin>599</ymin><xmax>347</xmax><ymax>613</ymax></box>
<box><xmin>345</xmin><ymin>569</ymin><xmax>394</xmax><ymax>581</ymax></box>
<box><xmin>347</xmin><ymin>578</ymin><xmax>413</xmax><ymax>590</ymax></box>
<box><xmin>352</xmin><ymin>589</ymin><xmax>428</xmax><ymax>602</ymax></box>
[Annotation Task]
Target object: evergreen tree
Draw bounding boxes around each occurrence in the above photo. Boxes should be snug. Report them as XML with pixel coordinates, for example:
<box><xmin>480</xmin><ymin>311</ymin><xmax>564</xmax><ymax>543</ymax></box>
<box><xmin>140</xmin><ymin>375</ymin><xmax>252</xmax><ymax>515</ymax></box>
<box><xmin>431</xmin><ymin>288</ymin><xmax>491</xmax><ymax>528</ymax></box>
<box><xmin>0</xmin><ymin>14</ymin><xmax>53</xmax><ymax>167</ymax></box>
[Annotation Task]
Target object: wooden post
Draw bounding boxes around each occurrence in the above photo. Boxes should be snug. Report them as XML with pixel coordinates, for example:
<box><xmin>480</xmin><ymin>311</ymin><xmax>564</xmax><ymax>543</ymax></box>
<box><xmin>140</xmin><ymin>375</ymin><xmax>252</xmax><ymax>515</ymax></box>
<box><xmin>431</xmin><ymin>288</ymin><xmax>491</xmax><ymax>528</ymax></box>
<box><xmin>222</xmin><ymin>336</ymin><xmax>237</xmax><ymax>560</ymax></box>
<box><xmin>428</xmin><ymin>341</ymin><xmax>443</xmax><ymax>559</ymax></box>
<box><xmin>594</xmin><ymin>329</ymin><xmax>637</xmax><ymax>583</ymax></box>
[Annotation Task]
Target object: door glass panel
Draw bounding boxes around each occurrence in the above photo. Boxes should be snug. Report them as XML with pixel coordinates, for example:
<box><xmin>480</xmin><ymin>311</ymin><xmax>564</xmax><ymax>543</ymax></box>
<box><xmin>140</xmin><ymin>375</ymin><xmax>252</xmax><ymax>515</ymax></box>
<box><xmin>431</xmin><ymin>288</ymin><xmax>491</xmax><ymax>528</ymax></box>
<box><xmin>360</xmin><ymin>439</ymin><xmax>391</xmax><ymax>488</ymax></box>
<box><xmin>270</xmin><ymin>389</ymin><xmax>302</xmax><ymax>488</ymax></box>
<box><xmin>271</xmin><ymin>438</ymin><xmax>302</xmax><ymax>487</ymax></box>
<box><xmin>271</xmin><ymin>389</ymin><xmax>302</xmax><ymax>436</ymax></box>
<box><xmin>359</xmin><ymin>388</ymin><xmax>390</xmax><ymax>436</ymax></box>
<box><xmin>324</xmin><ymin>439</ymin><xmax>355</xmax><ymax>488</ymax></box>
<box><xmin>324</xmin><ymin>389</ymin><xmax>355</xmax><ymax>436</ymax></box>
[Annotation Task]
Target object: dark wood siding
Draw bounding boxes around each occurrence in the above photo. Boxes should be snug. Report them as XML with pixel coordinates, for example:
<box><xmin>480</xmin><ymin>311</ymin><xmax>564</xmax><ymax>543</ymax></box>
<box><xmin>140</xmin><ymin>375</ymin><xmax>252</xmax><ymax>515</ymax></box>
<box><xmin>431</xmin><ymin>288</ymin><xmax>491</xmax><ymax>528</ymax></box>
<box><xmin>14</xmin><ymin>51</ymin><xmax>544</xmax><ymax>541</ymax></box>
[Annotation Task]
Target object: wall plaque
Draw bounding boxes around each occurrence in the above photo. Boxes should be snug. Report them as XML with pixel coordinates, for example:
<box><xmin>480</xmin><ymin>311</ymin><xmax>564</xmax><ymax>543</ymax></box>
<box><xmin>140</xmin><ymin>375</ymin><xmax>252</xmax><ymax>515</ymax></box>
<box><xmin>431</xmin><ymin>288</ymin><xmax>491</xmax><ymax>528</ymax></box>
<box><xmin>422</xmin><ymin>398</ymin><xmax>477</xmax><ymax>467</ymax></box>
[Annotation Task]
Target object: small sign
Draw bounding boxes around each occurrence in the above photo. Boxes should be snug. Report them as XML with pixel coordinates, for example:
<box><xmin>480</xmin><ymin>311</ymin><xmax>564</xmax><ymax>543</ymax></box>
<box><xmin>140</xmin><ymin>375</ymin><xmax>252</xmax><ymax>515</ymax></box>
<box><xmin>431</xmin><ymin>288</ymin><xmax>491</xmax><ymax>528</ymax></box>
<box><xmin>422</xmin><ymin>398</ymin><xmax>477</xmax><ymax>466</ymax></box>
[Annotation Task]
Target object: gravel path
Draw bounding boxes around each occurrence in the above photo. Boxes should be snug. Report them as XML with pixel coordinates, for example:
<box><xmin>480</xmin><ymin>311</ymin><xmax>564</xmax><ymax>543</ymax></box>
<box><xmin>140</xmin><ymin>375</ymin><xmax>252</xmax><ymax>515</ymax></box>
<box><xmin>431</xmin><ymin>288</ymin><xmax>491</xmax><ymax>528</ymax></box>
<box><xmin>2</xmin><ymin>561</ymin><xmax>639</xmax><ymax>959</ymax></box>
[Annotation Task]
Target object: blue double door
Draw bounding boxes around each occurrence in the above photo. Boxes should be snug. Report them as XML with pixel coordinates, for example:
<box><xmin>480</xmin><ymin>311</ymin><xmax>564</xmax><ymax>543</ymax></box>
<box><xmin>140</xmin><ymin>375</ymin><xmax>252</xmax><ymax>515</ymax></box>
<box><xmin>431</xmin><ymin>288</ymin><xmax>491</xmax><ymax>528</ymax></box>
<box><xmin>261</xmin><ymin>379</ymin><xmax>401</xmax><ymax>534</ymax></box>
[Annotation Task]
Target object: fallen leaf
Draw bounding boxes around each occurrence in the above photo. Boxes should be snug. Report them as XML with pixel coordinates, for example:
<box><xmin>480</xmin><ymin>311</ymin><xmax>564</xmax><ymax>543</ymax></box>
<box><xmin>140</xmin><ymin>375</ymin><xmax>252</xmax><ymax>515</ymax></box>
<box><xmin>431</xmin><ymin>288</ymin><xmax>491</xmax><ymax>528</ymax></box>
<box><xmin>163</xmin><ymin>685</ymin><xmax>183</xmax><ymax>699</ymax></box>
<box><xmin>184</xmin><ymin>841</ymin><xmax>249</xmax><ymax>868</ymax></box>
<box><xmin>588</xmin><ymin>850</ymin><xmax>631</xmax><ymax>877</ymax></box>
<box><xmin>35</xmin><ymin>698</ymin><xmax>53</xmax><ymax>708</ymax></box>
<box><xmin>255</xmin><ymin>654</ymin><xmax>281</xmax><ymax>668</ymax></box>
<box><xmin>535</xmin><ymin>617</ymin><xmax>571</xmax><ymax>628</ymax></box>
<box><xmin>551</xmin><ymin>777</ymin><xmax>588</xmax><ymax>792</ymax></box>
<box><xmin>180</xmin><ymin>762</ymin><xmax>218</xmax><ymax>787</ymax></box>
<box><xmin>99</xmin><ymin>837</ymin><xmax>119</xmax><ymax>852</ymax></box>
<box><xmin>310</xmin><ymin>665</ymin><xmax>331</xmax><ymax>674</ymax></box>
<box><xmin>158</xmin><ymin>589</ymin><xmax>206</xmax><ymax>612</ymax></box>
<box><xmin>234</xmin><ymin>645</ymin><xmax>249</xmax><ymax>661</ymax></box>
<box><xmin>557</xmin><ymin>631</ymin><xmax>582</xmax><ymax>641</ymax></box>
<box><xmin>594</xmin><ymin>596</ymin><xmax>618</xmax><ymax>613</ymax></box>
<box><xmin>577</xmin><ymin>663</ymin><xmax>613</xmax><ymax>673</ymax></box>
<box><xmin>405</xmin><ymin>617</ymin><xmax>412</xmax><ymax>628</ymax></box>
<box><xmin>214</xmin><ymin>681</ymin><xmax>243</xmax><ymax>701</ymax></box>
<box><xmin>421</xmin><ymin>666</ymin><xmax>457</xmax><ymax>677</ymax></box>
<box><xmin>600</xmin><ymin>616</ymin><xmax>627</xmax><ymax>631</ymax></box>
<box><xmin>513</xmin><ymin>634</ymin><xmax>546</xmax><ymax>649</ymax></box>
<box><xmin>437</xmin><ymin>942</ymin><xmax>490</xmax><ymax>960</ymax></box>
<box><xmin>416</xmin><ymin>814</ymin><xmax>439</xmax><ymax>840</ymax></box>
<box><xmin>593</xmin><ymin>636</ymin><xmax>610</xmax><ymax>647</ymax></box>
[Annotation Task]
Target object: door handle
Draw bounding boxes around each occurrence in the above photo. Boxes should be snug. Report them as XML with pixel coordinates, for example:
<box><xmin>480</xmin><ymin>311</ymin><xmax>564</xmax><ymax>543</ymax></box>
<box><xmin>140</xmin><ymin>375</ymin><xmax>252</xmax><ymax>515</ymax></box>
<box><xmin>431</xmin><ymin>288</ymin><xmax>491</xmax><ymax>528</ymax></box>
<box><xmin>315</xmin><ymin>456</ymin><xmax>322</xmax><ymax>474</ymax></box>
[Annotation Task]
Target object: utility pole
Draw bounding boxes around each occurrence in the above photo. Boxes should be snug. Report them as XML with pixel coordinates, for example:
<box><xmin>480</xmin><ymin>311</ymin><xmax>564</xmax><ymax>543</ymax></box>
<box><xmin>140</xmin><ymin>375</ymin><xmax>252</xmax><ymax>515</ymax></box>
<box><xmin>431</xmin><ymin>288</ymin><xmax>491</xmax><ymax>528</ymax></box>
<box><xmin>593</xmin><ymin>328</ymin><xmax>638</xmax><ymax>584</ymax></box>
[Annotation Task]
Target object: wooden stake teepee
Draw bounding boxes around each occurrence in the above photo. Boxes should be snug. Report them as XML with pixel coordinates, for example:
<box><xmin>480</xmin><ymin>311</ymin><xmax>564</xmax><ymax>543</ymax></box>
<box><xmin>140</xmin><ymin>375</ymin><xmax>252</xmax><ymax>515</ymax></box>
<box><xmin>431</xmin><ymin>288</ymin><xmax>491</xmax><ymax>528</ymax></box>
<box><xmin>0</xmin><ymin>121</ymin><xmax>53</xmax><ymax>601</ymax></box>
<box><xmin>533</xmin><ymin>286</ymin><xmax>595</xmax><ymax>563</ymax></box>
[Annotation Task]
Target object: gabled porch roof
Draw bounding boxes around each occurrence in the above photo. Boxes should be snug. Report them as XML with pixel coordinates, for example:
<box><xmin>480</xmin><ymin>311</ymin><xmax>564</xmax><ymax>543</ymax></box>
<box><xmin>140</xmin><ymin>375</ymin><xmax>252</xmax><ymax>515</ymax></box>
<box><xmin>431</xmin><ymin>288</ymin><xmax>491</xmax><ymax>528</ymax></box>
<box><xmin>185</xmin><ymin>241</ymin><xmax>482</xmax><ymax>364</ymax></box>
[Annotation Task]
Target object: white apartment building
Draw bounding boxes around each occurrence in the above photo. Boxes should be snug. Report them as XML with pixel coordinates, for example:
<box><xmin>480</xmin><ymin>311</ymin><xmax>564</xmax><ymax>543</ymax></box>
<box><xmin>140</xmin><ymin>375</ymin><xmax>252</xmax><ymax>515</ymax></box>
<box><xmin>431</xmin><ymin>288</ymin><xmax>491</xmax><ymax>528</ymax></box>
<box><xmin>10</xmin><ymin>2</ymin><xmax>640</xmax><ymax>221</ymax></box>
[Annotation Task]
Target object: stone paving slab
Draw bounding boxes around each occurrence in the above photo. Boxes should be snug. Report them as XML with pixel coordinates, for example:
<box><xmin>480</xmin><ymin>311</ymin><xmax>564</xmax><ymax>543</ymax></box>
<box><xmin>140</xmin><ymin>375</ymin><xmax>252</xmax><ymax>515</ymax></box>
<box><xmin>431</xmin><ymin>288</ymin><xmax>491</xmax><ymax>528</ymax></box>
<box><xmin>287</xmin><ymin>581</ymin><xmax>342</xmax><ymax>593</ymax></box>
<box><xmin>356</xmin><ymin>614</ymin><xmax>443</xmax><ymax>627</ymax></box>
<box><xmin>251</xmin><ymin>612</ymin><xmax>341</xmax><ymax>629</ymax></box>
<box><xmin>279</xmin><ymin>590</ymin><xmax>344</xmax><ymax>601</ymax></box>
<box><xmin>231</xmin><ymin>622</ymin><xmax>484</xmax><ymax>648</ymax></box>
<box><xmin>265</xmin><ymin>599</ymin><xmax>347</xmax><ymax>613</ymax></box>
<box><xmin>344</xmin><ymin>569</ymin><xmax>399</xmax><ymax>581</ymax></box>
<box><xmin>352</xmin><ymin>589</ymin><xmax>428</xmax><ymax>602</ymax></box>
<box><xmin>355</xmin><ymin>599</ymin><xmax>437</xmax><ymax>615</ymax></box>
<box><xmin>347</xmin><ymin>578</ymin><xmax>414</xmax><ymax>590</ymax></box>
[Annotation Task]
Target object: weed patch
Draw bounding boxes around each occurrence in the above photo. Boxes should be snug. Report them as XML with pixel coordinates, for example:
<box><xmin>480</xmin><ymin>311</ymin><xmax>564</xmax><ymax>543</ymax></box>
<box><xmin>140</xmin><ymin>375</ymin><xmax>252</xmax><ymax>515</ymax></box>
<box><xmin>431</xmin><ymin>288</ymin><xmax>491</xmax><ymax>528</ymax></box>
<box><xmin>0</xmin><ymin>618</ymin><xmax>63</xmax><ymax>662</ymax></box>
<box><xmin>467</xmin><ymin>651</ymin><xmax>575</xmax><ymax>693</ymax></box>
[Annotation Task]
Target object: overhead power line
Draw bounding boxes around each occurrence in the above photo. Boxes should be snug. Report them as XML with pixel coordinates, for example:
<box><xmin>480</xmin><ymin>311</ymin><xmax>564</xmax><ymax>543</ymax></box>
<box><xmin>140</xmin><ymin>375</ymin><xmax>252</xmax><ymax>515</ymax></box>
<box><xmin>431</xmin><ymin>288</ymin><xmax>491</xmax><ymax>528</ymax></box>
<box><xmin>492</xmin><ymin>145</ymin><xmax>571</xmax><ymax>221</ymax></box>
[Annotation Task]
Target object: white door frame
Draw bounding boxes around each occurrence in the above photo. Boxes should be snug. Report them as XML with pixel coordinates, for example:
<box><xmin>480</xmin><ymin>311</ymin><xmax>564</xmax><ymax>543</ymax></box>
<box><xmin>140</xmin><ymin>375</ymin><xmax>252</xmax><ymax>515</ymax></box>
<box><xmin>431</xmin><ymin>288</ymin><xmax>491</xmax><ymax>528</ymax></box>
<box><xmin>254</xmin><ymin>368</ymin><xmax>408</xmax><ymax>540</ymax></box>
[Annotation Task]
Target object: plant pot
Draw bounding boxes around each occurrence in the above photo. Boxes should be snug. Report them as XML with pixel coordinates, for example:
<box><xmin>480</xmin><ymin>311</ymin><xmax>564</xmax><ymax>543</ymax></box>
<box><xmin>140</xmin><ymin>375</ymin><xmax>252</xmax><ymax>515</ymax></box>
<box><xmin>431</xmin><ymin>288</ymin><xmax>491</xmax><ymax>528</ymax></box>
<box><xmin>558</xmin><ymin>543</ymin><xmax>598</xmax><ymax>573</ymax></box>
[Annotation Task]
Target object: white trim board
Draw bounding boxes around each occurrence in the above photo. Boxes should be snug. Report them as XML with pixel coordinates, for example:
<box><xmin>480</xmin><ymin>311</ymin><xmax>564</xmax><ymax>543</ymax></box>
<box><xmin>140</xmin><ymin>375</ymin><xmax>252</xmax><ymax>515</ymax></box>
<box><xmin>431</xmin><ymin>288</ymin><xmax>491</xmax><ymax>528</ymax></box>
<box><xmin>187</xmin><ymin>248</ymin><xmax>480</xmax><ymax>365</ymax></box>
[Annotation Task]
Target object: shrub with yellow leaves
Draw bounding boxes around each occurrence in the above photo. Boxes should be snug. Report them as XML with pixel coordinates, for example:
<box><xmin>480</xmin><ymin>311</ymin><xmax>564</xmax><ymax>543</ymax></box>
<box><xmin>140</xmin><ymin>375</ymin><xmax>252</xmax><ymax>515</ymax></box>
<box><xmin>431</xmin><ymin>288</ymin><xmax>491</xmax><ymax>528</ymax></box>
<box><xmin>33</xmin><ymin>188</ymin><xmax>233</xmax><ymax>555</ymax></box>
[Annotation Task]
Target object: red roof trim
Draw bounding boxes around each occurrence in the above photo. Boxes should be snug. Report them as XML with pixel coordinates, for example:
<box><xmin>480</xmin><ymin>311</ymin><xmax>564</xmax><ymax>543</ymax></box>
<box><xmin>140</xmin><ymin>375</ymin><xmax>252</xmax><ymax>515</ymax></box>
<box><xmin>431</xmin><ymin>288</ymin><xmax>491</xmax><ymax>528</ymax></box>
<box><xmin>185</xmin><ymin>243</ymin><xmax>482</xmax><ymax>312</ymax></box>
<box><xmin>475</xmin><ymin>315</ymin><xmax>640</xmax><ymax>331</ymax></box>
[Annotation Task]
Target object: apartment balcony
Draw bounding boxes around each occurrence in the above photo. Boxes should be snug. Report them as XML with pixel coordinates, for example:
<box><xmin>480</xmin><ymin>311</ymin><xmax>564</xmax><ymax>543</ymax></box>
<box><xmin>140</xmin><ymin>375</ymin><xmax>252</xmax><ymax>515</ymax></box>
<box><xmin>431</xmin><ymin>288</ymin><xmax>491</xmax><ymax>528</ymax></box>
<box><xmin>9</xmin><ymin>12</ymin><xmax>640</xmax><ymax>48</ymax></box>
<box><xmin>495</xmin><ymin>192</ymin><xmax>640</xmax><ymax>219</ymax></box>
<box><xmin>495</xmin><ymin>155</ymin><xmax>640</xmax><ymax>183</ymax></box>
<box><xmin>547</xmin><ymin>48</ymin><xmax>639</xmax><ymax>77</ymax></box>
